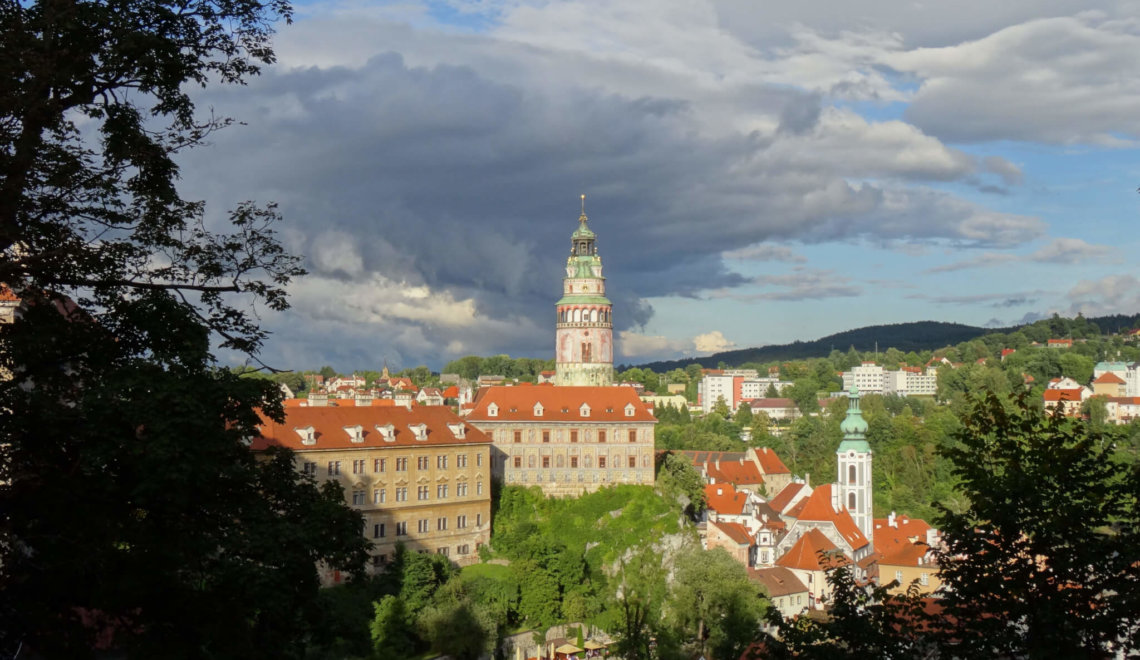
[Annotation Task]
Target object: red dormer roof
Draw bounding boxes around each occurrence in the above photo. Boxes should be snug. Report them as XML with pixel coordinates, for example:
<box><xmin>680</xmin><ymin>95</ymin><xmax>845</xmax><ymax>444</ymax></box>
<box><xmin>704</xmin><ymin>483</ymin><xmax>748</xmax><ymax>516</ymax></box>
<box><xmin>251</xmin><ymin>406</ymin><xmax>489</xmax><ymax>451</ymax></box>
<box><xmin>1094</xmin><ymin>372</ymin><xmax>1126</xmax><ymax>385</ymax></box>
<box><xmin>466</xmin><ymin>386</ymin><xmax>656</xmax><ymax>423</ymax></box>
<box><xmin>707</xmin><ymin>459</ymin><xmax>764</xmax><ymax>487</ymax></box>
<box><xmin>874</xmin><ymin>516</ymin><xmax>935</xmax><ymax>567</ymax></box>
<box><xmin>776</xmin><ymin>529</ymin><xmax>848</xmax><ymax>571</ymax></box>
<box><xmin>710</xmin><ymin>520</ymin><xmax>754</xmax><ymax>546</ymax></box>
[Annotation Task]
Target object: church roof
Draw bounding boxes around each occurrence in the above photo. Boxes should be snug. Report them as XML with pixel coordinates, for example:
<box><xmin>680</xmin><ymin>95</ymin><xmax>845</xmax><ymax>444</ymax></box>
<box><xmin>787</xmin><ymin>484</ymin><xmax>869</xmax><ymax>550</ymax></box>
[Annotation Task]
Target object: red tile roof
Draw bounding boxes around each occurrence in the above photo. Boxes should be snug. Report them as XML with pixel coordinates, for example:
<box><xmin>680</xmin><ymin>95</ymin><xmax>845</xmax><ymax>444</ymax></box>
<box><xmin>252</xmin><ymin>406</ymin><xmax>489</xmax><ymax>451</ymax></box>
<box><xmin>466</xmin><ymin>386</ymin><xmax>656</xmax><ymax>422</ymax></box>
<box><xmin>787</xmin><ymin>484</ymin><xmax>869</xmax><ymax>549</ymax></box>
<box><xmin>705</xmin><ymin>483</ymin><xmax>748</xmax><ymax>516</ymax></box>
<box><xmin>749</xmin><ymin>398</ymin><xmax>796</xmax><ymax>409</ymax></box>
<box><xmin>753</xmin><ymin>447</ymin><xmax>789</xmax><ymax>474</ymax></box>
<box><xmin>748</xmin><ymin>567</ymin><xmax>809</xmax><ymax>597</ymax></box>
<box><xmin>710</xmin><ymin>520</ymin><xmax>753</xmax><ymax>545</ymax></box>
<box><xmin>769</xmin><ymin>482</ymin><xmax>808</xmax><ymax>514</ymax></box>
<box><xmin>442</xmin><ymin>385</ymin><xmax>460</xmax><ymax>398</ymax></box>
<box><xmin>0</xmin><ymin>284</ymin><xmax>17</xmax><ymax>302</ymax></box>
<box><xmin>707</xmin><ymin>460</ymin><xmax>764</xmax><ymax>487</ymax></box>
<box><xmin>1043</xmin><ymin>388</ymin><xmax>1083</xmax><ymax>402</ymax></box>
<box><xmin>874</xmin><ymin>516</ymin><xmax>935</xmax><ymax>567</ymax></box>
<box><xmin>1094</xmin><ymin>372</ymin><xmax>1126</xmax><ymax>385</ymax></box>
<box><xmin>776</xmin><ymin>529</ymin><xmax>847</xmax><ymax>571</ymax></box>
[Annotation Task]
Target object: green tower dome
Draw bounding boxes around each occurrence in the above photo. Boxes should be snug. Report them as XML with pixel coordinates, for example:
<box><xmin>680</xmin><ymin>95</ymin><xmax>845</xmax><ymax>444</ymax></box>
<box><xmin>837</xmin><ymin>387</ymin><xmax>871</xmax><ymax>452</ymax></box>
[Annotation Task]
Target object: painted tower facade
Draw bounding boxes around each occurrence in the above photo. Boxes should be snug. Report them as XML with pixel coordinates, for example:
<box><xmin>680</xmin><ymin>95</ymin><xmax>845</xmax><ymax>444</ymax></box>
<box><xmin>555</xmin><ymin>198</ymin><xmax>613</xmax><ymax>386</ymax></box>
<box><xmin>836</xmin><ymin>387</ymin><xmax>873</xmax><ymax>549</ymax></box>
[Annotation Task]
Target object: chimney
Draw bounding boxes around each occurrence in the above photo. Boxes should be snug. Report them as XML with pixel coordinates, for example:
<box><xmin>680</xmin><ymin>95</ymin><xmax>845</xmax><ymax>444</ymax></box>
<box><xmin>888</xmin><ymin>511</ymin><xmax>897</xmax><ymax>528</ymax></box>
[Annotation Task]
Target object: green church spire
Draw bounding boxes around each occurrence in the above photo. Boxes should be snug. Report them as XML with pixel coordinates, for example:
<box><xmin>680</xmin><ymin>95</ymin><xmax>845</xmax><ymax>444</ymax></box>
<box><xmin>837</xmin><ymin>387</ymin><xmax>871</xmax><ymax>453</ymax></box>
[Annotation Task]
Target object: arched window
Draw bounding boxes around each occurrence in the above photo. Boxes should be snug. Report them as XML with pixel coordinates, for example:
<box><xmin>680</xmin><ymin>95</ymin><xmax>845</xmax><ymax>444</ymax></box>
<box><xmin>582</xmin><ymin>342</ymin><xmax>592</xmax><ymax>363</ymax></box>
<box><xmin>848</xmin><ymin>465</ymin><xmax>856</xmax><ymax>485</ymax></box>
<box><xmin>848</xmin><ymin>492</ymin><xmax>856</xmax><ymax>509</ymax></box>
<box><xmin>574</xmin><ymin>308</ymin><xmax>581</xmax><ymax>323</ymax></box>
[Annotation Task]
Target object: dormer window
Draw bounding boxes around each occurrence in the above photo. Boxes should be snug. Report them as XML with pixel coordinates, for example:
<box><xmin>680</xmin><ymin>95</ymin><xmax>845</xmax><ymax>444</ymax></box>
<box><xmin>409</xmin><ymin>423</ymin><xmax>428</xmax><ymax>441</ymax></box>
<box><xmin>624</xmin><ymin>403</ymin><xmax>635</xmax><ymax>417</ymax></box>
<box><xmin>294</xmin><ymin>425</ymin><xmax>316</xmax><ymax>446</ymax></box>
<box><xmin>580</xmin><ymin>403</ymin><xmax>590</xmax><ymax>417</ymax></box>
<box><xmin>375</xmin><ymin>424</ymin><xmax>396</xmax><ymax>442</ymax></box>
<box><xmin>343</xmin><ymin>424</ymin><xmax>364</xmax><ymax>443</ymax></box>
<box><xmin>447</xmin><ymin>422</ymin><xmax>466</xmax><ymax>438</ymax></box>
<box><xmin>488</xmin><ymin>403</ymin><xmax>498</xmax><ymax>417</ymax></box>
<box><xmin>534</xmin><ymin>403</ymin><xmax>544</xmax><ymax>417</ymax></box>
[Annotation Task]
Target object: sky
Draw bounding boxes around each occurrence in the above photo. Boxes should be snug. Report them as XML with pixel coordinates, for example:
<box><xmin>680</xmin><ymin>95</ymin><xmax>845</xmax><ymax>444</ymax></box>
<box><xmin>178</xmin><ymin>0</ymin><xmax>1140</xmax><ymax>372</ymax></box>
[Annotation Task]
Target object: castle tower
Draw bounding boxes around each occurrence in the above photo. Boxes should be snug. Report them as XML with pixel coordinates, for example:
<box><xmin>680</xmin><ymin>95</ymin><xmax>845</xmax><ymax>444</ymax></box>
<box><xmin>836</xmin><ymin>387</ymin><xmax>873</xmax><ymax>548</ymax></box>
<box><xmin>555</xmin><ymin>196</ymin><xmax>613</xmax><ymax>386</ymax></box>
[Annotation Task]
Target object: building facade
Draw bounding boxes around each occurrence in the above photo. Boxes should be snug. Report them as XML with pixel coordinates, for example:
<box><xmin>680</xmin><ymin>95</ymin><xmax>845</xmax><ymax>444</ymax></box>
<box><xmin>252</xmin><ymin>406</ymin><xmax>493</xmax><ymax>575</ymax></box>
<box><xmin>555</xmin><ymin>197</ymin><xmax>614</xmax><ymax>387</ymax></box>
<box><xmin>835</xmin><ymin>388</ymin><xmax>874</xmax><ymax>546</ymax></box>
<box><xmin>465</xmin><ymin>386</ymin><xmax>656</xmax><ymax>496</ymax></box>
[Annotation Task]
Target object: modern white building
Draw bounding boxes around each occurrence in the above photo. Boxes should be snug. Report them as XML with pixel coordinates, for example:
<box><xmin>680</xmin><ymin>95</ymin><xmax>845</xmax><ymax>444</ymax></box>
<box><xmin>881</xmin><ymin>367</ymin><xmax>937</xmax><ymax>397</ymax></box>
<box><xmin>841</xmin><ymin>363</ymin><xmax>885</xmax><ymax>394</ymax></box>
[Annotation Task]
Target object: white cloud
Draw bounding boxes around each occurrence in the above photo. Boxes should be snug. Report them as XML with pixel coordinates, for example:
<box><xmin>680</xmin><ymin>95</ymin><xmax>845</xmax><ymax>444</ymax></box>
<box><xmin>926</xmin><ymin>237</ymin><xmax>1116</xmax><ymax>273</ymax></box>
<box><xmin>693</xmin><ymin>330</ymin><xmax>737</xmax><ymax>354</ymax></box>
<box><xmin>1066</xmin><ymin>273</ymin><xmax>1140</xmax><ymax>316</ymax></box>
<box><xmin>617</xmin><ymin>330</ymin><xmax>686</xmax><ymax>358</ymax></box>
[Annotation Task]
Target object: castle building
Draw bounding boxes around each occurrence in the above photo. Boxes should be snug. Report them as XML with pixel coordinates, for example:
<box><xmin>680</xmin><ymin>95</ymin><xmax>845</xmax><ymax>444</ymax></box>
<box><xmin>465</xmin><ymin>386</ymin><xmax>657</xmax><ymax>496</ymax></box>
<box><xmin>555</xmin><ymin>196</ymin><xmax>613</xmax><ymax>387</ymax></box>
<box><xmin>835</xmin><ymin>387</ymin><xmax>873</xmax><ymax>546</ymax></box>
<box><xmin>252</xmin><ymin>406</ymin><xmax>493</xmax><ymax>577</ymax></box>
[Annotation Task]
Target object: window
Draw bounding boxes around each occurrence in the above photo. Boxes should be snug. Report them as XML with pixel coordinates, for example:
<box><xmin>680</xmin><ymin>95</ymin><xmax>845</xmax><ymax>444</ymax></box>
<box><xmin>476</xmin><ymin>482</ymin><xmax>483</xmax><ymax>495</ymax></box>
<box><xmin>513</xmin><ymin>430</ymin><xmax>522</xmax><ymax>444</ymax></box>
<box><xmin>437</xmin><ymin>455</ymin><xmax>448</xmax><ymax>469</ymax></box>
<box><xmin>373</xmin><ymin>523</ymin><xmax>386</xmax><ymax>539</ymax></box>
<box><xmin>848</xmin><ymin>492</ymin><xmax>856</xmax><ymax>509</ymax></box>
<box><xmin>543</xmin><ymin>430</ymin><xmax>550</xmax><ymax>443</ymax></box>
<box><xmin>513</xmin><ymin>456</ymin><xmax>522</xmax><ymax>468</ymax></box>
<box><xmin>396</xmin><ymin>457</ymin><xmax>408</xmax><ymax>472</ymax></box>
<box><xmin>396</xmin><ymin>487</ymin><xmax>408</xmax><ymax>502</ymax></box>
<box><xmin>437</xmin><ymin>517</ymin><xmax>448</xmax><ymax>531</ymax></box>
<box><xmin>476</xmin><ymin>453</ymin><xmax>482</xmax><ymax>467</ymax></box>
<box><xmin>476</xmin><ymin>513</ymin><xmax>482</xmax><ymax>527</ymax></box>
<box><xmin>372</xmin><ymin>554</ymin><xmax>386</xmax><ymax>567</ymax></box>
<box><xmin>570</xmin><ymin>456</ymin><xmax>579</xmax><ymax>468</ymax></box>
<box><xmin>895</xmin><ymin>570</ymin><xmax>903</xmax><ymax>583</ymax></box>
<box><xmin>457</xmin><ymin>454</ymin><xmax>467</xmax><ymax>468</ymax></box>
<box><xmin>628</xmin><ymin>456</ymin><xmax>637</xmax><ymax>468</ymax></box>
<box><xmin>352</xmin><ymin>459</ymin><xmax>366</xmax><ymax>474</ymax></box>
<box><xmin>302</xmin><ymin>462</ymin><xmax>317</xmax><ymax>476</ymax></box>
<box><xmin>920</xmin><ymin>573</ymin><xmax>929</xmax><ymax>586</ymax></box>
<box><xmin>418</xmin><ymin>519</ymin><xmax>429</xmax><ymax>533</ymax></box>
<box><xmin>457</xmin><ymin>515</ymin><xmax>467</xmax><ymax>529</ymax></box>
<box><xmin>438</xmin><ymin>546</ymin><xmax>449</xmax><ymax>557</ymax></box>
<box><xmin>327</xmin><ymin>461</ymin><xmax>342</xmax><ymax>476</ymax></box>
<box><xmin>374</xmin><ymin>489</ymin><xmax>386</xmax><ymax>504</ymax></box>
<box><xmin>437</xmin><ymin>484</ymin><xmax>448</xmax><ymax>499</ymax></box>
<box><xmin>374</xmin><ymin>458</ymin><xmax>386</xmax><ymax>473</ymax></box>
<box><xmin>457</xmin><ymin>483</ymin><xmax>467</xmax><ymax>497</ymax></box>
<box><xmin>570</xmin><ymin>430</ymin><xmax>578</xmax><ymax>443</ymax></box>
<box><xmin>848</xmin><ymin>465</ymin><xmax>857</xmax><ymax>485</ymax></box>
<box><xmin>417</xmin><ymin>486</ymin><xmax>429</xmax><ymax>500</ymax></box>
<box><xmin>598</xmin><ymin>430</ymin><xmax>606</xmax><ymax>443</ymax></box>
<box><xmin>599</xmin><ymin>456</ymin><xmax>607</xmax><ymax>469</ymax></box>
<box><xmin>542</xmin><ymin>456</ymin><xmax>551</xmax><ymax>468</ymax></box>
<box><xmin>352</xmin><ymin>490</ymin><xmax>366</xmax><ymax>506</ymax></box>
<box><xmin>396</xmin><ymin>522</ymin><xmax>408</xmax><ymax>536</ymax></box>
<box><xmin>457</xmin><ymin>544</ymin><xmax>470</xmax><ymax>555</ymax></box>
<box><xmin>417</xmin><ymin>456</ymin><xmax>429</xmax><ymax>470</ymax></box>
<box><xmin>628</xmin><ymin>429</ymin><xmax>637</xmax><ymax>443</ymax></box>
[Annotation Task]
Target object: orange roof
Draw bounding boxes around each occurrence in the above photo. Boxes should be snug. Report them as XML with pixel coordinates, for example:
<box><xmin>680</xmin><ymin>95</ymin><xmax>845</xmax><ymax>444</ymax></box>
<box><xmin>776</xmin><ymin>529</ymin><xmax>847</xmax><ymax>571</ymax></box>
<box><xmin>710</xmin><ymin>520</ymin><xmax>753</xmax><ymax>545</ymax></box>
<box><xmin>466</xmin><ymin>386</ymin><xmax>656</xmax><ymax>423</ymax></box>
<box><xmin>754</xmin><ymin>447</ymin><xmax>789</xmax><ymax>474</ymax></box>
<box><xmin>1094</xmin><ymin>372</ymin><xmax>1126</xmax><ymax>385</ymax></box>
<box><xmin>707</xmin><ymin>460</ymin><xmax>764</xmax><ymax>486</ymax></box>
<box><xmin>787</xmin><ymin>484</ymin><xmax>869</xmax><ymax>549</ymax></box>
<box><xmin>704</xmin><ymin>483</ymin><xmax>748</xmax><ymax>515</ymax></box>
<box><xmin>1048</xmin><ymin>339</ymin><xmax>1073</xmax><ymax>346</ymax></box>
<box><xmin>748</xmin><ymin>567</ymin><xmax>808</xmax><ymax>597</ymax></box>
<box><xmin>442</xmin><ymin>385</ymin><xmax>459</xmax><ymax>398</ymax></box>
<box><xmin>1043</xmin><ymin>388</ymin><xmax>1083</xmax><ymax>402</ymax></box>
<box><xmin>0</xmin><ymin>284</ymin><xmax>17</xmax><ymax>301</ymax></box>
<box><xmin>874</xmin><ymin>516</ymin><xmax>935</xmax><ymax>567</ymax></box>
<box><xmin>252</xmin><ymin>406</ymin><xmax>490</xmax><ymax>451</ymax></box>
<box><xmin>769</xmin><ymin>482</ymin><xmax>808</xmax><ymax>513</ymax></box>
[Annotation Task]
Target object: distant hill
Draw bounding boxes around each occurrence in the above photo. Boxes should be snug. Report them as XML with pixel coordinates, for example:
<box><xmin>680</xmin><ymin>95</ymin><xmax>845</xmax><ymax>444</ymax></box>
<box><xmin>633</xmin><ymin>321</ymin><xmax>994</xmax><ymax>372</ymax></box>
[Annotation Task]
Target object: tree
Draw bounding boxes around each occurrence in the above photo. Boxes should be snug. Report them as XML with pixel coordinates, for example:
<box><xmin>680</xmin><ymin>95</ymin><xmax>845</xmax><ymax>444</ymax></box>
<box><xmin>601</xmin><ymin>546</ymin><xmax>669</xmax><ymax>660</ymax></box>
<box><xmin>712</xmin><ymin>395</ymin><xmax>732</xmax><ymax>419</ymax></box>
<box><xmin>933</xmin><ymin>392</ymin><xmax>1140</xmax><ymax>657</ymax></box>
<box><xmin>319</xmin><ymin>365</ymin><xmax>338</xmax><ymax>380</ymax></box>
<box><xmin>734</xmin><ymin>401</ymin><xmax>754</xmax><ymax>427</ymax></box>
<box><xmin>371</xmin><ymin>595</ymin><xmax>416</xmax><ymax>659</ymax></box>
<box><xmin>0</xmin><ymin>0</ymin><xmax>371</xmax><ymax>655</ymax></box>
<box><xmin>765</xmin><ymin>382</ymin><xmax>780</xmax><ymax>398</ymax></box>
<box><xmin>655</xmin><ymin>451</ymin><xmax>707</xmax><ymax>518</ymax></box>
<box><xmin>669</xmin><ymin>546</ymin><xmax>767</xmax><ymax>660</ymax></box>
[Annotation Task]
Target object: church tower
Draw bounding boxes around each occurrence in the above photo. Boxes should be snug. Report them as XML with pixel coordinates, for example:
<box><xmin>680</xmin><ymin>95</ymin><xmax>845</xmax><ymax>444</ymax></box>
<box><xmin>836</xmin><ymin>387</ymin><xmax>873</xmax><ymax>548</ymax></box>
<box><xmin>555</xmin><ymin>196</ymin><xmax>613</xmax><ymax>386</ymax></box>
